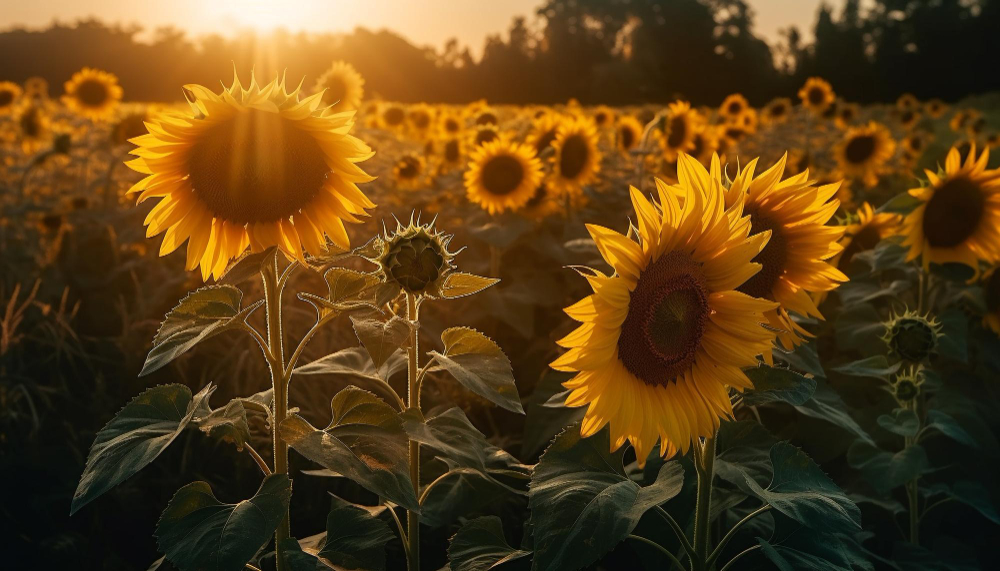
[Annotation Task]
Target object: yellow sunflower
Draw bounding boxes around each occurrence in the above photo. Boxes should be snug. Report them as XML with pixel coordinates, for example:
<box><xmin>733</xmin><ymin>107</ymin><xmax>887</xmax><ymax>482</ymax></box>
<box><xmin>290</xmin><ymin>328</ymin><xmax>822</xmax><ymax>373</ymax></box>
<box><xmin>437</xmin><ymin>137</ymin><xmax>464</xmax><ymax>173</ymax></box>
<box><xmin>835</xmin><ymin>102</ymin><xmax>859</xmax><ymax>129</ymax></box>
<box><xmin>950</xmin><ymin>109</ymin><xmax>978</xmax><ymax>133</ymax></box>
<box><xmin>62</xmin><ymin>67</ymin><xmax>123</xmax><ymax>121</ymax></box>
<box><xmin>660</xmin><ymin>101</ymin><xmax>702</xmax><ymax>162</ymax></box>
<box><xmin>17</xmin><ymin>104</ymin><xmax>50</xmax><ymax>153</ymax></box>
<box><xmin>464</xmin><ymin>139</ymin><xmax>543</xmax><ymax>215</ymax></box>
<box><xmin>688</xmin><ymin>127</ymin><xmax>720</xmax><ymax>167</ymax></box>
<box><xmin>125</xmin><ymin>72</ymin><xmax>375</xmax><ymax>281</ymax></box>
<box><xmin>925</xmin><ymin>98</ymin><xmax>947</xmax><ymax>119</ymax></box>
<box><xmin>902</xmin><ymin>144</ymin><xmax>1000</xmax><ymax>277</ymax></box>
<box><xmin>437</xmin><ymin>110</ymin><xmax>464</xmax><ymax>139</ymax></box>
<box><xmin>552</xmin><ymin>155</ymin><xmax>777</xmax><ymax>462</ymax></box>
<box><xmin>314</xmin><ymin>61</ymin><xmax>364</xmax><ymax>113</ymax></box>
<box><xmin>897</xmin><ymin>93</ymin><xmax>919</xmax><ymax>111</ymax></box>
<box><xmin>592</xmin><ymin>105</ymin><xmax>615</xmax><ymax>129</ymax></box>
<box><xmin>0</xmin><ymin>82</ymin><xmax>22</xmax><ymax>115</ymax></box>
<box><xmin>526</xmin><ymin>112</ymin><xmax>564</xmax><ymax>156</ymax></box>
<box><xmin>548</xmin><ymin>116</ymin><xmax>602</xmax><ymax>197</ymax></box>
<box><xmin>721</xmin><ymin>153</ymin><xmax>847</xmax><ymax>351</ymax></box>
<box><xmin>836</xmin><ymin>202</ymin><xmax>902</xmax><ymax>273</ymax></box>
<box><xmin>520</xmin><ymin>181</ymin><xmax>565</xmax><ymax>220</ymax></box>
<box><xmin>982</xmin><ymin>268</ymin><xmax>1000</xmax><ymax>334</ymax></box>
<box><xmin>761</xmin><ymin>97</ymin><xmax>792</xmax><ymax>126</ymax></box>
<box><xmin>616</xmin><ymin>115</ymin><xmax>644</xmax><ymax>156</ymax></box>
<box><xmin>393</xmin><ymin>154</ymin><xmax>428</xmax><ymax>190</ymax></box>
<box><xmin>898</xmin><ymin>107</ymin><xmax>921</xmax><ymax>130</ymax></box>
<box><xmin>110</xmin><ymin>110</ymin><xmax>151</xmax><ymax>147</ymax></box>
<box><xmin>719</xmin><ymin>93</ymin><xmax>750</xmax><ymax>121</ymax></box>
<box><xmin>472</xmin><ymin>107</ymin><xmax>500</xmax><ymax>127</ymax></box>
<box><xmin>470</xmin><ymin>125</ymin><xmax>503</xmax><ymax>148</ymax></box>
<box><xmin>407</xmin><ymin>103</ymin><xmax>435</xmax><ymax>139</ymax></box>
<box><xmin>798</xmin><ymin>78</ymin><xmax>835</xmax><ymax>114</ymax></box>
<box><xmin>380</xmin><ymin>103</ymin><xmax>408</xmax><ymax>130</ymax></box>
<box><xmin>902</xmin><ymin>133</ymin><xmax>929</xmax><ymax>159</ymax></box>
<box><xmin>834</xmin><ymin>122</ymin><xmax>896</xmax><ymax>187</ymax></box>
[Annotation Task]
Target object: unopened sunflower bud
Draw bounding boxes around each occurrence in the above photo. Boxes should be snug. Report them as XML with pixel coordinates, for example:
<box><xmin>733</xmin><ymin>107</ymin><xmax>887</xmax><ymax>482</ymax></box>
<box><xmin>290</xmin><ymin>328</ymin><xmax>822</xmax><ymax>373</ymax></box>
<box><xmin>882</xmin><ymin>309</ymin><xmax>941</xmax><ymax>363</ymax></box>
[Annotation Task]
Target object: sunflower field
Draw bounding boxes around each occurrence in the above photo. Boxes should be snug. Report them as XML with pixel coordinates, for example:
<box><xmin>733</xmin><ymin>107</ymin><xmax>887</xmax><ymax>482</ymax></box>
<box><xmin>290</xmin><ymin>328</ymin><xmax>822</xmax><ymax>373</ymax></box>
<box><xmin>4</xmin><ymin>13</ymin><xmax>1000</xmax><ymax>571</ymax></box>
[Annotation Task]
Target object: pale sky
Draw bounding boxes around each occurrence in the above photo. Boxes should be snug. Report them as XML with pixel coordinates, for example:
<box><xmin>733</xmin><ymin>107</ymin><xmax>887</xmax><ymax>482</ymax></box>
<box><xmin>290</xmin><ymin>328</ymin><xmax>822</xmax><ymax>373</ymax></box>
<box><xmin>1</xmin><ymin>0</ymin><xmax>824</xmax><ymax>57</ymax></box>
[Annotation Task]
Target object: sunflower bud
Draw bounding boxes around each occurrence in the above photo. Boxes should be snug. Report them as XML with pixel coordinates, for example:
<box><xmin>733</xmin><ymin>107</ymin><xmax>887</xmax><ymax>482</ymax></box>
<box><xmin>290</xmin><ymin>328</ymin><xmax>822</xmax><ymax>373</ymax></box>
<box><xmin>373</xmin><ymin>217</ymin><xmax>455</xmax><ymax>297</ymax></box>
<box><xmin>891</xmin><ymin>369</ymin><xmax>924</xmax><ymax>403</ymax></box>
<box><xmin>882</xmin><ymin>309</ymin><xmax>941</xmax><ymax>363</ymax></box>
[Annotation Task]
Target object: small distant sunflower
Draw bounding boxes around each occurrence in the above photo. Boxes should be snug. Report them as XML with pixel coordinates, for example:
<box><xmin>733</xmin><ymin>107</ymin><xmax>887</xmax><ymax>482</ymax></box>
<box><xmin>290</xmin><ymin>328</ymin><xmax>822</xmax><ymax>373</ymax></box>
<box><xmin>798</xmin><ymin>78</ymin><xmax>835</xmax><ymax>114</ymax></box>
<box><xmin>520</xmin><ymin>181</ymin><xmax>564</xmax><ymax>220</ymax></box>
<box><xmin>125</xmin><ymin>72</ymin><xmax>375</xmax><ymax>280</ymax></box>
<box><xmin>0</xmin><ymin>82</ymin><xmax>22</xmax><ymax>115</ymax></box>
<box><xmin>950</xmin><ymin>109</ymin><xmax>978</xmax><ymax>133</ymax></box>
<box><xmin>689</xmin><ymin>127</ymin><xmax>720</xmax><ymax>167</ymax></box>
<box><xmin>464</xmin><ymin>139</ymin><xmax>543</xmax><ymax>215</ymax></box>
<box><xmin>835</xmin><ymin>102</ymin><xmax>859</xmax><ymax>129</ymax></box>
<box><xmin>969</xmin><ymin>116</ymin><xmax>988</xmax><ymax>138</ymax></box>
<box><xmin>314</xmin><ymin>61</ymin><xmax>364</xmax><ymax>113</ymax></box>
<box><xmin>438</xmin><ymin>138</ymin><xmax>464</xmax><ymax>172</ymax></box>
<box><xmin>660</xmin><ymin>101</ymin><xmax>701</xmax><ymax>162</ymax></box>
<box><xmin>473</xmin><ymin>107</ymin><xmax>499</xmax><ymax>127</ymax></box>
<box><xmin>393</xmin><ymin>154</ymin><xmax>428</xmax><ymax>190</ymax></box>
<box><xmin>380</xmin><ymin>104</ymin><xmax>408</xmax><ymax>130</ymax></box>
<box><xmin>17</xmin><ymin>105</ymin><xmax>50</xmax><ymax>153</ymax></box>
<box><xmin>592</xmin><ymin>105</ymin><xmax>615</xmax><ymax>129</ymax></box>
<box><xmin>902</xmin><ymin>133</ymin><xmax>928</xmax><ymax>158</ymax></box>
<box><xmin>737</xmin><ymin>108</ymin><xmax>759</xmax><ymax>134</ymax></box>
<box><xmin>407</xmin><ymin>103</ymin><xmax>435</xmax><ymax>139</ymax></box>
<box><xmin>438</xmin><ymin>111</ymin><xmax>464</xmax><ymax>139</ymax></box>
<box><xmin>548</xmin><ymin>116</ymin><xmax>602</xmax><ymax>197</ymax></box>
<box><xmin>24</xmin><ymin>77</ymin><xmax>49</xmax><ymax>101</ymax></box>
<box><xmin>722</xmin><ymin>153</ymin><xmax>847</xmax><ymax>350</ymax></box>
<box><xmin>981</xmin><ymin>268</ymin><xmax>1000</xmax><ymax>334</ymax></box>
<box><xmin>898</xmin><ymin>107</ymin><xmax>921</xmax><ymax>130</ymax></box>
<box><xmin>616</xmin><ymin>116</ymin><xmax>644</xmax><ymax>156</ymax></box>
<box><xmin>785</xmin><ymin>149</ymin><xmax>811</xmax><ymax>176</ymax></box>
<box><xmin>552</xmin><ymin>156</ymin><xmax>777</xmax><ymax>461</ymax></box>
<box><xmin>902</xmin><ymin>144</ymin><xmax>1000</xmax><ymax>277</ymax></box>
<box><xmin>985</xmin><ymin>132</ymin><xmax>1000</xmax><ymax>149</ymax></box>
<box><xmin>896</xmin><ymin>93</ymin><xmax>919</xmax><ymax>111</ymax></box>
<box><xmin>925</xmin><ymin>99</ymin><xmax>947</xmax><ymax>119</ymax></box>
<box><xmin>821</xmin><ymin>100</ymin><xmax>840</xmax><ymax>123</ymax></box>
<box><xmin>836</xmin><ymin>202</ymin><xmax>902</xmax><ymax>272</ymax></box>
<box><xmin>62</xmin><ymin>67</ymin><xmax>122</xmax><ymax>121</ymax></box>
<box><xmin>110</xmin><ymin>110</ymin><xmax>151</xmax><ymax>146</ymax></box>
<box><xmin>761</xmin><ymin>98</ymin><xmax>792</xmax><ymax>126</ymax></box>
<box><xmin>471</xmin><ymin>125</ymin><xmax>502</xmax><ymax>147</ymax></box>
<box><xmin>719</xmin><ymin>93</ymin><xmax>750</xmax><ymax>121</ymax></box>
<box><xmin>719</xmin><ymin>123</ymin><xmax>747</xmax><ymax>148</ymax></box>
<box><xmin>526</xmin><ymin>112</ymin><xmax>564</xmax><ymax>157</ymax></box>
<box><xmin>834</xmin><ymin>122</ymin><xmax>896</xmax><ymax>187</ymax></box>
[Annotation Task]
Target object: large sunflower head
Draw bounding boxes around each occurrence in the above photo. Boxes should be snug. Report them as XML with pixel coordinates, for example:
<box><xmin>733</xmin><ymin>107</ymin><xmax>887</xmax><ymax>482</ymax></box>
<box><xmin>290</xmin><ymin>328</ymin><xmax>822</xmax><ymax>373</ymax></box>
<box><xmin>902</xmin><ymin>144</ymin><xmax>1000</xmax><ymax>278</ymax></box>
<box><xmin>549</xmin><ymin>116</ymin><xmax>602</xmax><ymax>196</ymax></box>
<box><xmin>720</xmin><ymin>153</ymin><xmax>847</xmax><ymax>350</ymax></box>
<box><xmin>834</xmin><ymin>122</ymin><xmax>896</xmax><ymax>187</ymax></box>
<box><xmin>798</xmin><ymin>78</ymin><xmax>835</xmax><ymax>114</ymax></box>
<box><xmin>552</xmin><ymin>154</ymin><xmax>777</xmax><ymax>463</ymax></box>
<box><xmin>393</xmin><ymin>153</ymin><xmax>428</xmax><ymax>190</ymax></box>
<box><xmin>62</xmin><ymin>67</ymin><xmax>123</xmax><ymax>121</ymax></box>
<box><xmin>526</xmin><ymin>112</ymin><xmax>564</xmax><ymax>156</ymax></box>
<box><xmin>125</xmin><ymin>71</ymin><xmax>375</xmax><ymax>281</ymax></box>
<box><xmin>616</xmin><ymin>115</ymin><xmax>644</xmax><ymax>156</ymax></box>
<box><xmin>660</xmin><ymin>101</ymin><xmax>703</xmax><ymax>162</ymax></box>
<box><xmin>0</xmin><ymin>82</ymin><xmax>22</xmax><ymax>116</ymax></box>
<box><xmin>836</xmin><ymin>202</ymin><xmax>902</xmax><ymax>273</ymax></box>
<box><xmin>464</xmin><ymin>139</ymin><xmax>543</xmax><ymax>215</ymax></box>
<box><xmin>719</xmin><ymin>93</ymin><xmax>750</xmax><ymax>120</ymax></box>
<box><xmin>761</xmin><ymin>97</ymin><xmax>792</xmax><ymax>126</ymax></box>
<box><xmin>314</xmin><ymin>60</ymin><xmax>365</xmax><ymax>113</ymax></box>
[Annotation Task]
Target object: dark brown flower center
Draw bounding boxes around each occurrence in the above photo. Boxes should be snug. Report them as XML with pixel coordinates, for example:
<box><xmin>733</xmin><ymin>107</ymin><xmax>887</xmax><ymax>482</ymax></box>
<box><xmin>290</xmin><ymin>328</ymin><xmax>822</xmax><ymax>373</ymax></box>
<box><xmin>444</xmin><ymin>139</ymin><xmax>460</xmax><ymax>162</ymax></box>
<box><xmin>769</xmin><ymin>103</ymin><xmax>787</xmax><ymax>118</ymax></box>
<box><xmin>481</xmin><ymin>154</ymin><xmax>524</xmax><ymax>196</ymax></box>
<box><xmin>808</xmin><ymin>87</ymin><xmax>826</xmax><ymax>105</ymax></box>
<box><xmin>737</xmin><ymin>205</ymin><xmax>787</xmax><ymax>299</ymax></box>
<box><xmin>475</xmin><ymin>128</ymin><xmax>498</xmax><ymax>146</ymax></box>
<box><xmin>559</xmin><ymin>134</ymin><xmax>589</xmax><ymax>179</ymax></box>
<box><xmin>187</xmin><ymin>109</ymin><xmax>329</xmax><ymax>224</ymax></box>
<box><xmin>444</xmin><ymin>118</ymin><xmax>460</xmax><ymax>133</ymax></box>
<box><xmin>667</xmin><ymin>115</ymin><xmax>687</xmax><ymax>148</ymax></box>
<box><xmin>0</xmin><ymin>90</ymin><xmax>14</xmax><ymax>107</ymax></box>
<box><xmin>595</xmin><ymin>111</ymin><xmax>608</xmax><ymax>126</ymax></box>
<box><xmin>76</xmin><ymin>79</ymin><xmax>110</xmax><ymax>107</ymax></box>
<box><xmin>476</xmin><ymin>112</ymin><xmax>497</xmax><ymax>126</ymax></box>
<box><xmin>620</xmin><ymin>125</ymin><xmax>636</xmax><ymax>150</ymax></box>
<box><xmin>618</xmin><ymin>251</ymin><xmax>709</xmax><ymax>386</ymax></box>
<box><xmin>397</xmin><ymin>156</ymin><xmax>421</xmax><ymax>179</ymax></box>
<box><xmin>845</xmin><ymin>134</ymin><xmax>876</xmax><ymax>164</ymax></box>
<box><xmin>922</xmin><ymin>176</ymin><xmax>984</xmax><ymax>248</ymax></box>
<box><xmin>321</xmin><ymin>76</ymin><xmax>348</xmax><ymax>107</ymax></box>
<box><xmin>727</xmin><ymin>101</ymin><xmax>743</xmax><ymax>115</ymax></box>
<box><xmin>384</xmin><ymin>107</ymin><xmax>405</xmax><ymax>126</ymax></box>
<box><xmin>411</xmin><ymin>111</ymin><xmax>431</xmax><ymax>130</ymax></box>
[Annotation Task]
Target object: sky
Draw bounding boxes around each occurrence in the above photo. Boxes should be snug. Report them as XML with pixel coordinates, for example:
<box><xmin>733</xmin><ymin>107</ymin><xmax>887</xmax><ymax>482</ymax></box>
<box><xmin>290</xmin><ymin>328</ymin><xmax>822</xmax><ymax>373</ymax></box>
<box><xmin>2</xmin><ymin>0</ymin><xmax>825</xmax><ymax>56</ymax></box>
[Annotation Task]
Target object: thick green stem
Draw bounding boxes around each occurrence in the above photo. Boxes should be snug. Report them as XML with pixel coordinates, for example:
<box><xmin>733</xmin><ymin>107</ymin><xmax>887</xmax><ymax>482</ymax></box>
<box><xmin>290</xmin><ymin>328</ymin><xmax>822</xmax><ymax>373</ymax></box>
<box><xmin>691</xmin><ymin>432</ymin><xmax>717</xmax><ymax>571</ymax></box>
<box><xmin>263</xmin><ymin>264</ymin><xmax>290</xmax><ymax>571</ymax></box>
<box><xmin>406</xmin><ymin>293</ymin><xmax>421</xmax><ymax>571</ymax></box>
<box><xmin>904</xmin><ymin>398</ymin><xmax>921</xmax><ymax>546</ymax></box>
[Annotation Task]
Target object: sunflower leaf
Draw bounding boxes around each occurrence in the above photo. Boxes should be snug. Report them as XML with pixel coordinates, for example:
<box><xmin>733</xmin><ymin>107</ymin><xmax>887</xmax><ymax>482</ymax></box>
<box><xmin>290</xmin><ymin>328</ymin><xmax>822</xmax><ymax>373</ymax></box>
<box><xmin>141</xmin><ymin>285</ymin><xmax>263</xmax><ymax>376</ymax></box>
<box><xmin>192</xmin><ymin>398</ymin><xmax>251</xmax><ymax>450</ymax></box>
<box><xmin>317</xmin><ymin>494</ymin><xmax>396</xmax><ymax>571</ymax></box>
<box><xmin>877</xmin><ymin>408</ymin><xmax>920</xmax><ymax>438</ymax></box>
<box><xmin>71</xmin><ymin>383</ymin><xmax>215</xmax><ymax>515</ymax></box>
<box><xmin>440</xmin><ymin>272</ymin><xmax>500</xmax><ymax>299</ymax></box>
<box><xmin>217</xmin><ymin>246</ymin><xmax>277</xmax><ymax>285</ymax></box>
<box><xmin>743</xmin><ymin>365</ymin><xmax>817</xmax><ymax>406</ymax></box>
<box><xmin>351</xmin><ymin>315</ymin><xmax>412</xmax><ymax>371</ymax></box>
<box><xmin>528</xmin><ymin>425</ymin><xmax>684</xmax><ymax>571</ymax></box>
<box><xmin>428</xmin><ymin>327</ymin><xmax>524</xmax><ymax>414</ymax></box>
<box><xmin>448</xmin><ymin>516</ymin><xmax>531</xmax><ymax>571</ymax></box>
<box><xmin>847</xmin><ymin>441</ymin><xmax>931</xmax><ymax>494</ymax></box>
<box><xmin>155</xmin><ymin>474</ymin><xmax>291</xmax><ymax>571</ymax></box>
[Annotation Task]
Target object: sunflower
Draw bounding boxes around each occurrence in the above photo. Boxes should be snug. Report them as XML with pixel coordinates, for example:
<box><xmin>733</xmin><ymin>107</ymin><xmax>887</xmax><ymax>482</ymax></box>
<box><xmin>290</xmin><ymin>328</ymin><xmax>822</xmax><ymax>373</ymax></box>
<box><xmin>393</xmin><ymin>153</ymin><xmax>428</xmax><ymax>190</ymax></box>
<box><xmin>834</xmin><ymin>122</ymin><xmax>896</xmax><ymax>187</ymax></box>
<box><xmin>719</xmin><ymin>123</ymin><xmax>747</xmax><ymax>148</ymax></box>
<box><xmin>548</xmin><ymin>116</ymin><xmax>602</xmax><ymax>197</ymax></box>
<box><xmin>986</xmin><ymin>133</ymin><xmax>1000</xmax><ymax>149</ymax></box>
<box><xmin>407</xmin><ymin>103</ymin><xmax>435</xmax><ymax>139</ymax></box>
<box><xmin>761</xmin><ymin>97</ymin><xmax>792</xmax><ymax>126</ymax></box>
<box><xmin>969</xmin><ymin>116</ymin><xmax>988</xmax><ymax>138</ymax></box>
<box><xmin>380</xmin><ymin>103</ymin><xmax>408</xmax><ymax>130</ymax></box>
<box><xmin>898</xmin><ymin>107</ymin><xmax>921</xmax><ymax>130</ymax></box>
<box><xmin>660</xmin><ymin>101</ymin><xmax>702</xmax><ymax>162</ymax></box>
<box><xmin>836</xmin><ymin>202</ymin><xmax>902</xmax><ymax>273</ymax></box>
<box><xmin>721</xmin><ymin>153</ymin><xmax>847</xmax><ymax>351</ymax></box>
<box><xmin>552</xmin><ymin>155</ymin><xmax>777</xmax><ymax>462</ymax></box>
<box><xmin>125</xmin><ymin>72</ymin><xmax>375</xmax><ymax>281</ymax></box>
<box><xmin>982</xmin><ymin>268</ymin><xmax>1000</xmax><ymax>334</ymax></box>
<box><xmin>950</xmin><ymin>109</ymin><xmax>978</xmax><ymax>133</ymax></box>
<box><xmin>0</xmin><ymin>82</ymin><xmax>22</xmax><ymax>115</ymax></box>
<box><xmin>902</xmin><ymin>133</ymin><xmax>929</xmax><ymax>158</ymax></box>
<box><xmin>464</xmin><ymin>139</ymin><xmax>543</xmax><ymax>215</ymax></box>
<box><xmin>437</xmin><ymin>137</ymin><xmax>464</xmax><ymax>173</ymax></box>
<box><xmin>526</xmin><ymin>112</ymin><xmax>564</xmax><ymax>157</ymax></box>
<box><xmin>110</xmin><ymin>110</ymin><xmax>151</xmax><ymax>146</ymax></box>
<box><xmin>737</xmin><ymin>108</ymin><xmax>759</xmax><ymax>134</ymax></box>
<box><xmin>689</xmin><ymin>127</ymin><xmax>720</xmax><ymax>167</ymax></box>
<box><xmin>314</xmin><ymin>61</ymin><xmax>364</xmax><ymax>113</ymax></box>
<box><xmin>62</xmin><ymin>67</ymin><xmax>122</xmax><ymax>121</ymax></box>
<box><xmin>24</xmin><ymin>77</ymin><xmax>49</xmax><ymax>101</ymax></box>
<box><xmin>799</xmin><ymin>78</ymin><xmax>835</xmax><ymax>114</ymax></box>
<box><xmin>925</xmin><ymin>98</ymin><xmax>947</xmax><ymax>119</ymax></box>
<box><xmin>592</xmin><ymin>105</ymin><xmax>615</xmax><ymax>129</ymax></box>
<box><xmin>897</xmin><ymin>93</ymin><xmax>919</xmax><ymax>111</ymax></box>
<box><xmin>520</xmin><ymin>181</ymin><xmax>565</xmax><ymax>220</ymax></box>
<box><xmin>719</xmin><ymin>93</ymin><xmax>750</xmax><ymax>121</ymax></box>
<box><xmin>616</xmin><ymin>115</ymin><xmax>644</xmax><ymax>156</ymax></box>
<box><xmin>473</xmin><ymin>107</ymin><xmax>499</xmax><ymax>127</ymax></box>
<box><xmin>17</xmin><ymin>105</ymin><xmax>50</xmax><ymax>153</ymax></box>
<box><xmin>835</xmin><ymin>102</ymin><xmax>859</xmax><ymax>129</ymax></box>
<box><xmin>437</xmin><ymin>111</ymin><xmax>464</xmax><ymax>139</ymax></box>
<box><xmin>471</xmin><ymin>125</ymin><xmax>502</xmax><ymax>148</ymax></box>
<box><xmin>901</xmin><ymin>144</ymin><xmax>1000</xmax><ymax>277</ymax></box>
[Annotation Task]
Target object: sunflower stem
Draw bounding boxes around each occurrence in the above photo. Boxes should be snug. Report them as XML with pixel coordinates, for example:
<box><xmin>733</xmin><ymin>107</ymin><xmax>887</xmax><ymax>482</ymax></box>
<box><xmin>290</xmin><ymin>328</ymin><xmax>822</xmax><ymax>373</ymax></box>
<box><xmin>691</xmin><ymin>432</ymin><xmax>717</xmax><ymax>571</ymax></box>
<box><xmin>904</xmin><ymin>396</ymin><xmax>923</xmax><ymax>546</ymax></box>
<box><xmin>262</xmin><ymin>261</ymin><xmax>291</xmax><ymax>571</ymax></box>
<box><xmin>405</xmin><ymin>292</ymin><xmax>421</xmax><ymax>571</ymax></box>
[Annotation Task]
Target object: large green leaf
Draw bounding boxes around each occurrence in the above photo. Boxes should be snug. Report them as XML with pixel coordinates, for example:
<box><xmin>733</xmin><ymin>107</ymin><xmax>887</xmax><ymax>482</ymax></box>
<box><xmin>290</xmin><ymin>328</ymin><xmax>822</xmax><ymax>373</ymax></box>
<box><xmin>329</xmin><ymin>386</ymin><xmax>399</xmax><ymax>427</ymax></box>
<box><xmin>449</xmin><ymin>516</ymin><xmax>531</xmax><ymax>571</ymax></box>
<box><xmin>277</xmin><ymin>539</ymin><xmax>331</xmax><ymax>571</ymax></box>
<box><xmin>877</xmin><ymin>408</ymin><xmax>920</xmax><ymax>438</ymax></box>
<box><xmin>831</xmin><ymin>355</ymin><xmax>900</xmax><ymax>380</ymax></box>
<box><xmin>847</xmin><ymin>441</ymin><xmax>931</xmax><ymax>494</ymax></box>
<box><xmin>141</xmin><ymin>285</ymin><xmax>263</xmax><ymax>376</ymax></box>
<box><xmin>743</xmin><ymin>366</ymin><xmax>816</xmax><ymax>406</ymax></box>
<box><xmin>793</xmin><ymin>380</ymin><xmax>873</xmax><ymax>444</ymax></box>
<box><xmin>315</xmin><ymin>494</ymin><xmax>395</xmax><ymax>570</ymax></box>
<box><xmin>528</xmin><ymin>425</ymin><xmax>684</xmax><ymax>571</ymax></box>
<box><xmin>351</xmin><ymin>315</ymin><xmax>412</xmax><ymax>371</ymax></box>
<box><xmin>218</xmin><ymin>247</ymin><xmax>277</xmax><ymax>286</ymax></box>
<box><xmin>923</xmin><ymin>410</ymin><xmax>977</xmax><ymax>448</ymax></box>
<box><xmin>155</xmin><ymin>474</ymin><xmax>292</xmax><ymax>571</ymax></box>
<box><xmin>520</xmin><ymin>370</ymin><xmax>584</xmax><ymax>459</ymax></box>
<box><xmin>440</xmin><ymin>272</ymin><xmax>501</xmax><ymax>300</ymax></box>
<box><xmin>280</xmin><ymin>407</ymin><xmax>419</xmax><ymax>511</ymax></box>
<box><xmin>714</xmin><ymin>420</ymin><xmax>778</xmax><ymax>488</ymax></box>
<box><xmin>71</xmin><ymin>384</ymin><xmax>215</xmax><ymax>515</ymax></box>
<box><xmin>736</xmin><ymin>442</ymin><xmax>861</xmax><ymax>534</ymax></box>
<box><xmin>193</xmin><ymin>398</ymin><xmax>251</xmax><ymax>450</ymax></box>
<box><xmin>428</xmin><ymin>327</ymin><xmax>524</xmax><ymax>414</ymax></box>
<box><xmin>755</xmin><ymin>514</ymin><xmax>873</xmax><ymax>571</ymax></box>
<box><xmin>293</xmin><ymin>347</ymin><xmax>406</xmax><ymax>403</ymax></box>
